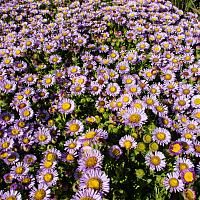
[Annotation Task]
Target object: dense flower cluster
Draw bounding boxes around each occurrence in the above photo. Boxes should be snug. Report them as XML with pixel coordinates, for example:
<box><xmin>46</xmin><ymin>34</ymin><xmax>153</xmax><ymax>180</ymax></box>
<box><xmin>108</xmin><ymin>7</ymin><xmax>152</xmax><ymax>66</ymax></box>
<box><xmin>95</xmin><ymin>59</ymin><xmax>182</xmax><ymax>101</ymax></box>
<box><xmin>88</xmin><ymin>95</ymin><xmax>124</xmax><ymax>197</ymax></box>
<box><xmin>0</xmin><ymin>0</ymin><xmax>199</xmax><ymax>199</ymax></box>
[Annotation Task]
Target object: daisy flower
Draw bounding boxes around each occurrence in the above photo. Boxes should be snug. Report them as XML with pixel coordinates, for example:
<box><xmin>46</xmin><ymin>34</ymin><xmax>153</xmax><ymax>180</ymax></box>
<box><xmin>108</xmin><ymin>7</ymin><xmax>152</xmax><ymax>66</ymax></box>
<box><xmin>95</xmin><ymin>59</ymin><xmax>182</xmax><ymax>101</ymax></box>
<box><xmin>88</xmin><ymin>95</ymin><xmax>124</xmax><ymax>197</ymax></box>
<box><xmin>169</xmin><ymin>141</ymin><xmax>183</xmax><ymax>156</ymax></box>
<box><xmin>191</xmin><ymin>95</ymin><xmax>200</xmax><ymax>108</ymax></box>
<box><xmin>180</xmin><ymin>169</ymin><xmax>195</xmax><ymax>184</ymax></box>
<box><xmin>37</xmin><ymin>169</ymin><xmax>59</xmax><ymax>187</ymax></box>
<box><xmin>66</xmin><ymin>119</ymin><xmax>84</xmax><ymax>136</ymax></box>
<box><xmin>10</xmin><ymin>162</ymin><xmax>29</xmax><ymax>179</ymax></box>
<box><xmin>145</xmin><ymin>151</ymin><xmax>166</xmax><ymax>171</ymax></box>
<box><xmin>152</xmin><ymin>127</ymin><xmax>171</xmax><ymax>146</ymax></box>
<box><xmin>122</xmin><ymin>108</ymin><xmax>148</xmax><ymax>127</ymax></box>
<box><xmin>174</xmin><ymin>157</ymin><xmax>194</xmax><ymax>172</ymax></box>
<box><xmin>64</xmin><ymin>139</ymin><xmax>81</xmax><ymax>153</ymax></box>
<box><xmin>2</xmin><ymin>189</ymin><xmax>22</xmax><ymax>200</ymax></box>
<box><xmin>106</xmin><ymin>83</ymin><xmax>120</xmax><ymax>97</ymax></box>
<box><xmin>182</xmin><ymin>188</ymin><xmax>196</xmax><ymax>200</ymax></box>
<box><xmin>79</xmin><ymin>169</ymin><xmax>110</xmax><ymax>194</ymax></box>
<box><xmin>34</xmin><ymin>127</ymin><xmax>51</xmax><ymax>146</ymax></box>
<box><xmin>72</xmin><ymin>188</ymin><xmax>102</xmax><ymax>200</ymax></box>
<box><xmin>29</xmin><ymin>184</ymin><xmax>51</xmax><ymax>200</ymax></box>
<box><xmin>43</xmin><ymin>148</ymin><xmax>61</xmax><ymax>162</ymax></box>
<box><xmin>193</xmin><ymin>141</ymin><xmax>200</xmax><ymax>157</ymax></box>
<box><xmin>119</xmin><ymin>135</ymin><xmax>137</xmax><ymax>150</ymax></box>
<box><xmin>58</xmin><ymin>98</ymin><xmax>75</xmax><ymax>114</ymax></box>
<box><xmin>78</xmin><ymin>149</ymin><xmax>103</xmax><ymax>171</ymax></box>
<box><xmin>108</xmin><ymin>144</ymin><xmax>122</xmax><ymax>159</ymax></box>
<box><xmin>163</xmin><ymin>172</ymin><xmax>184</xmax><ymax>193</ymax></box>
<box><xmin>191</xmin><ymin>109</ymin><xmax>200</xmax><ymax>122</ymax></box>
<box><xmin>42</xmin><ymin>74</ymin><xmax>56</xmax><ymax>88</ymax></box>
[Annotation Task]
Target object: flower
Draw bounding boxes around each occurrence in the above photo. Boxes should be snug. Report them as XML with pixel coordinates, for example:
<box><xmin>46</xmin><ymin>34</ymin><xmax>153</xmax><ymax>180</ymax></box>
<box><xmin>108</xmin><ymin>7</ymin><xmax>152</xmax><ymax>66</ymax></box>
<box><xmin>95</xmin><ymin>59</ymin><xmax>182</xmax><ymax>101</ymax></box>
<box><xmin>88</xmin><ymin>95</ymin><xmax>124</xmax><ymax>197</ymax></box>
<box><xmin>182</xmin><ymin>188</ymin><xmax>196</xmax><ymax>200</ymax></box>
<box><xmin>71</xmin><ymin>188</ymin><xmax>102</xmax><ymax>200</ymax></box>
<box><xmin>122</xmin><ymin>108</ymin><xmax>148</xmax><ymax>127</ymax></box>
<box><xmin>2</xmin><ymin>189</ymin><xmax>22</xmax><ymax>200</ymax></box>
<box><xmin>109</xmin><ymin>145</ymin><xmax>122</xmax><ymax>159</ymax></box>
<box><xmin>119</xmin><ymin>135</ymin><xmax>137</xmax><ymax>150</ymax></box>
<box><xmin>37</xmin><ymin>169</ymin><xmax>59</xmax><ymax>187</ymax></box>
<box><xmin>78</xmin><ymin>149</ymin><xmax>103</xmax><ymax>171</ymax></box>
<box><xmin>169</xmin><ymin>142</ymin><xmax>183</xmax><ymax>156</ymax></box>
<box><xmin>174</xmin><ymin>157</ymin><xmax>194</xmax><ymax>173</ymax></box>
<box><xmin>145</xmin><ymin>151</ymin><xmax>166</xmax><ymax>171</ymax></box>
<box><xmin>79</xmin><ymin>169</ymin><xmax>110</xmax><ymax>194</ymax></box>
<box><xmin>152</xmin><ymin>127</ymin><xmax>171</xmax><ymax>146</ymax></box>
<box><xmin>58</xmin><ymin>98</ymin><xmax>75</xmax><ymax>114</ymax></box>
<box><xmin>66</xmin><ymin>119</ymin><xmax>84</xmax><ymax>136</ymax></box>
<box><xmin>181</xmin><ymin>169</ymin><xmax>195</xmax><ymax>184</ymax></box>
<box><xmin>191</xmin><ymin>95</ymin><xmax>200</xmax><ymax>108</ymax></box>
<box><xmin>163</xmin><ymin>172</ymin><xmax>184</xmax><ymax>193</ymax></box>
<box><xmin>30</xmin><ymin>184</ymin><xmax>51</xmax><ymax>200</ymax></box>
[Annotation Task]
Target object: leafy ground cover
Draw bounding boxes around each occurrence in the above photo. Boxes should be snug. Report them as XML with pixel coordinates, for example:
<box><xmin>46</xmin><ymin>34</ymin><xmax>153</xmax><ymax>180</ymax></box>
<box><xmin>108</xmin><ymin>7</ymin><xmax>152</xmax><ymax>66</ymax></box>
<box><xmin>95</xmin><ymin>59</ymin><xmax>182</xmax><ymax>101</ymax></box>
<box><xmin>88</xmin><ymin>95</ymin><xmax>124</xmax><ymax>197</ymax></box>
<box><xmin>0</xmin><ymin>0</ymin><xmax>199</xmax><ymax>199</ymax></box>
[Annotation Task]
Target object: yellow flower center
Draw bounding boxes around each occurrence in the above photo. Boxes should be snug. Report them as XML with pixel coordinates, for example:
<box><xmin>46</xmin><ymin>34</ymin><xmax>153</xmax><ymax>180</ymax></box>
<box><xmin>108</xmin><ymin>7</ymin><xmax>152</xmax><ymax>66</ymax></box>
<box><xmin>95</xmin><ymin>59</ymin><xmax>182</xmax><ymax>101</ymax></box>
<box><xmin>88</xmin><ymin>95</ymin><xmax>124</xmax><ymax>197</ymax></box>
<box><xmin>183</xmin><ymin>172</ymin><xmax>194</xmax><ymax>183</ymax></box>
<box><xmin>194</xmin><ymin>98</ymin><xmax>200</xmax><ymax>105</ymax></box>
<box><xmin>178</xmin><ymin>100</ymin><xmax>186</xmax><ymax>106</ymax></box>
<box><xmin>123</xmin><ymin>140</ymin><xmax>132</xmax><ymax>149</ymax></box>
<box><xmin>23</xmin><ymin>138</ymin><xmax>30</xmax><ymax>144</ymax></box>
<box><xmin>150</xmin><ymin>156</ymin><xmax>161</xmax><ymax>166</ymax></box>
<box><xmin>66</xmin><ymin>154</ymin><xmax>74</xmax><ymax>161</ymax></box>
<box><xmin>165</xmin><ymin>74</ymin><xmax>172</xmax><ymax>80</ymax></box>
<box><xmin>130</xmin><ymin>87</ymin><xmax>137</xmax><ymax>93</ymax></box>
<box><xmin>45</xmin><ymin>78</ymin><xmax>52</xmax><ymax>84</ymax></box>
<box><xmin>156</xmin><ymin>132</ymin><xmax>166</xmax><ymax>141</ymax></box>
<box><xmin>112</xmin><ymin>149</ymin><xmax>121</xmax><ymax>156</ymax></box>
<box><xmin>126</xmin><ymin>79</ymin><xmax>132</xmax><ymax>84</ymax></box>
<box><xmin>179</xmin><ymin>163</ymin><xmax>188</xmax><ymax>171</ymax></box>
<box><xmin>11</xmin><ymin>129</ymin><xmax>20</xmax><ymax>136</ymax></box>
<box><xmin>71</xmin><ymin>68</ymin><xmax>77</xmax><ymax>73</ymax></box>
<box><xmin>61</xmin><ymin>102</ymin><xmax>71</xmax><ymax>111</ymax></box>
<box><xmin>80</xmin><ymin>197</ymin><xmax>94</xmax><ymax>200</ymax></box>
<box><xmin>69</xmin><ymin>143</ymin><xmax>76</xmax><ymax>149</ymax></box>
<box><xmin>6</xmin><ymin>197</ymin><xmax>16</xmax><ymax>200</ymax></box>
<box><xmin>85</xmin><ymin>131</ymin><xmax>97</xmax><ymax>139</ymax></box>
<box><xmin>194</xmin><ymin>112</ymin><xmax>200</xmax><ymax>119</ymax></box>
<box><xmin>22</xmin><ymin>177</ymin><xmax>31</xmax><ymax>184</ymax></box>
<box><xmin>23</xmin><ymin>110</ymin><xmax>30</xmax><ymax>117</ymax></box>
<box><xmin>156</xmin><ymin>106</ymin><xmax>164</xmax><ymax>112</ymax></box>
<box><xmin>184</xmin><ymin>189</ymin><xmax>195</xmax><ymax>200</ymax></box>
<box><xmin>109</xmin><ymin>86</ymin><xmax>117</xmax><ymax>93</ymax></box>
<box><xmin>46</xmin><ymin>153</ymin><xmax>56</xmax><ymax>161</ymax></box>
<box><xmin>195</xmin><ymin>145</ymin><xmax>200</xmax><ymax>153</ymax></box>
<box><xmin>4</xmin><ymin>84</ymin><xmax>12</xmax><ymax>90</ymax></box>
<box><xmin>134</xmin><ymin>103</ymin><xmax>142</xmax><ymax>109</ymax></box>
<box><xmin>122</xmin><ymin>96</ymin><xmax>129</xmax><ymax>102</ymax></box>
<box><xmin>43</xmin><ymin>173</ymin><xmax>53</xmax><ymax>182</ymax></box>
<box><xmin>129</xmin><ymin>114</ymin><xmax>141</xmax><ymax>123</ymax></box>
<box><xmin>86</xmin><ymin>157</ymin><xmax>98</xmax><ymax>168</ymax></box>
<box><xmin>119</xmin><ymin>65</ymin><xmax>127</xmax><ymax>70</ymax></box>
<box><xmin>185</xmin><ymin>56</ymin><xmax>191</xmax><ymax>61</ymax></box>
<box><xmin>44</xmin><ymin>160</ymin><xmax>53</xmax><ymax>168</ymax></box>
<box><xmin>2</xmin><ymin>142</ymin><xmax>9</xmax><ymax>149</ymax></box>
<box><xmin>146</xmin><ymin>99</ymin><xmax>154</xmax><ymax>105</ymax></box>
<box><xmin>172</xmin><ymin>143</ymin><xmax>181</xmax><ymax>153</ymax></box>
<box><xmin>34</xmin><ymin>189</ymin><xmax>46</xmax><ymax>200</ymax></box>
<box><xmin>69</xmin><ymin>124</ymin><xmax>80</xmax><ymax>132</ymax></box>
<box><xmin>52</xmin><ymin>57</ymin><xmax>58</xmax><ymax>62</ymax></box>
<box><xmin>110</xmin><ymin>53</ymin><xmax>116</xmax><ymax>58</ymax></box>
<box><xmin>146</xmin><ymin>72</ymin><xmax>152</xmax><ymax>77</ymax></box>
<box><xmin>116</xmin><ymin>102</ymin><xmax>123</xmax><ymax>108</ymax></box>
<box><xmin>183</xmin><ymin>89</ymin><xmax>190</xmax><ymax>95</ymax></box>
<box><xmin>169</xmin><ymin>178</ymin><xmax>179</xmax><ymax>187</ymax></box>
<box><xmin>38</xmin><ymin>134</ymin><xmax>47</xmax><ymax>142</ymax></box>
<box><xmin>27</xmin><ymin>76</ymin><xmax>33</xmax><ymax>82</ymax></box>
<box><xmin>4</xmin><ymin>59</ymin><xmax>11</xmax><ymax>64</ymax></box>
<box><xmin>15</xmin><ymin>166</ymin><xmax>24</xmax><ymax>174</ymax></box>
<box><xmin>87</xmin><ymin>178</ymin><xmax>101</xmax><ymax>190</ymax></box>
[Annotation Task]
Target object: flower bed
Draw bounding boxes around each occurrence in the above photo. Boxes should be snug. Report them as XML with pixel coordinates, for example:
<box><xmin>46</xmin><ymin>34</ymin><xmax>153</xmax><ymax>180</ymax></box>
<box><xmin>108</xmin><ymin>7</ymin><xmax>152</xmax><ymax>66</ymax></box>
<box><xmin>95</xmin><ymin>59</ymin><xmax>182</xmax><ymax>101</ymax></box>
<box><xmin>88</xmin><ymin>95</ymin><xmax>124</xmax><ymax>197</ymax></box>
<box><xmin>0</xmin><ymin>0</ymin><xmax>199</xmax><ymax>199</ymax></box>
